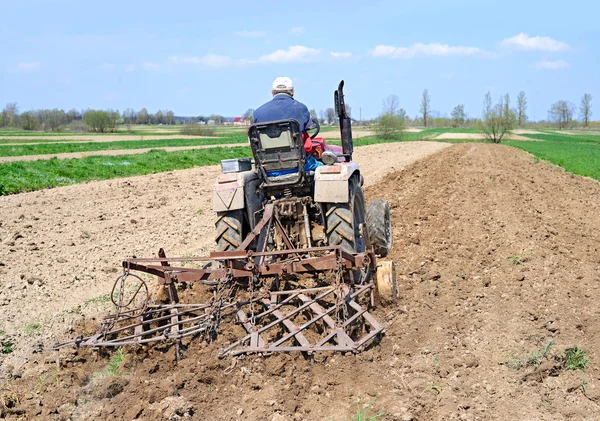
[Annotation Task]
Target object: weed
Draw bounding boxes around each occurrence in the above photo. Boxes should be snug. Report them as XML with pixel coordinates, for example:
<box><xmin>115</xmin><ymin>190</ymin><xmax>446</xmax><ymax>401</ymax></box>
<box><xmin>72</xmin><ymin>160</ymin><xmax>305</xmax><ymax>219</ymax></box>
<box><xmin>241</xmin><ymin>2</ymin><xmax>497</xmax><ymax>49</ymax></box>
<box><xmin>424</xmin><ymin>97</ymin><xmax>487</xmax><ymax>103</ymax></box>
<box><xmin>106</xmin><ymin>348</ymin><xmax>125</xmax><ymax>376</ymax></box>
<box><xmin>207</xmin><ymin>384</ymin><xmax>214</xmax><ymax>393</ymax></box>
<box><xmin>64</xmin><ymin>305</ymin><xmax>81</xmax><ymax>314</ymax></box>
<box><xmin>507</xmin><ymin>251</ymin><xmax>532</xmax><ymax>265</ymax></box>
<box><xmin>84</xmin><ymin>294</ymin><xmax>110</xmax><ymax>306</ymax></box>
<box><xmin>526</xmin><ymin>340</ymin><xmax>554</xmax><ymax>367</ymax></box>
<box><xmin>564</xmin><ymin>346</ymin><xmax>589</xmax><ymax>370</ymax></box>
<box><xmin>351</xmin><ymin>398</ymin><xmax>384</xmax><ymax>421</ymax></box>
<box><xmin>504</xmin><ymin>355</ymin><xmax>522</xmax><ymax>371</ymax></box>
<box><xmin>24</xmin><ymin>318</ymin><xmax>43</xmax><ymax>336</ymax></box>
<box><xmin>0</xmin><ymin>331</ymin><xmax>14</xmax><ymax>354</ymax></box>
<box><xmin>427</xmin><ymin>381</ymin><xmax>443</xmax><ymax>394</ymax></box>
<box><xmin>80</xmin><ymin>230</ymin><xmax>91</xmax><ymax>239</ymax></box>
<box><xmin>432</xmin><ymin>355</ymin><xmax>440</xmax><ymax>366</ymax></box>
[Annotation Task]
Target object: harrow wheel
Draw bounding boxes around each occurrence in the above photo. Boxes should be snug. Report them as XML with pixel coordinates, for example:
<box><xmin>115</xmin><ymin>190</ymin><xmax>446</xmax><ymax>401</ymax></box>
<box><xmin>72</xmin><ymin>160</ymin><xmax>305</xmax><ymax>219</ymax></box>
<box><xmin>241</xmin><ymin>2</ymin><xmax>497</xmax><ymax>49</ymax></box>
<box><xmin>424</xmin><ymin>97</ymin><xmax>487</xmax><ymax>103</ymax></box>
<box><xmin>367</xmin><ymin>199</ymin><xmax>392</xmax><ymax>257</ymax></box>
<box><xmin>215</xmin><ymin>210</ymin><xmax>243</xmax><ymax>251</ymax></box>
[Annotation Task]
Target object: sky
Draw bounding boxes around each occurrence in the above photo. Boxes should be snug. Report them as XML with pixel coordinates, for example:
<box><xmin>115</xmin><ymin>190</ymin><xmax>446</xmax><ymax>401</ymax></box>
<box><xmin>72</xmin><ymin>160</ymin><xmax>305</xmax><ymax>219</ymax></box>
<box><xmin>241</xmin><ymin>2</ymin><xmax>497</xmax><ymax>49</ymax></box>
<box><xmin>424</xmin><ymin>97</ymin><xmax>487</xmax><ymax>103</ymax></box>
<box><xmin>1</xmin><ymin>0</ymin><xmax>598</xmax><ymax>120</ymax></box>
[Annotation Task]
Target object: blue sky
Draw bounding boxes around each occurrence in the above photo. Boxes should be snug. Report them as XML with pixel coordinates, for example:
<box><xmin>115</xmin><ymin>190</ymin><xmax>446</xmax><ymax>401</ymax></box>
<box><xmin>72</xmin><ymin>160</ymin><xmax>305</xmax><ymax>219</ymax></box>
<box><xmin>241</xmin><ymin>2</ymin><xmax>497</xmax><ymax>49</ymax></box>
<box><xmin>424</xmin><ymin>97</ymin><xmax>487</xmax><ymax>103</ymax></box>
<box><xmin>1</xmin><ymin>0</ymin><xmax>598</xmax><ymax>120</ymax></box>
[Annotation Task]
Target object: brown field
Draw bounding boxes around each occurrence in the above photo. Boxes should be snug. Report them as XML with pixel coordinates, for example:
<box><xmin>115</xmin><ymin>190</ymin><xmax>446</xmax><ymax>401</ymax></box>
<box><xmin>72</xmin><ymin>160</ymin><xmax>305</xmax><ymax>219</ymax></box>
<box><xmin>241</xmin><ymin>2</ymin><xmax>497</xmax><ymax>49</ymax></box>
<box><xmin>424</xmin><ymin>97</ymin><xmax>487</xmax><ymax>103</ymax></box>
<box><xmin>1</xmin><ymin>142</ymin><xmax>600</xmax><ymax>420</ymax></box>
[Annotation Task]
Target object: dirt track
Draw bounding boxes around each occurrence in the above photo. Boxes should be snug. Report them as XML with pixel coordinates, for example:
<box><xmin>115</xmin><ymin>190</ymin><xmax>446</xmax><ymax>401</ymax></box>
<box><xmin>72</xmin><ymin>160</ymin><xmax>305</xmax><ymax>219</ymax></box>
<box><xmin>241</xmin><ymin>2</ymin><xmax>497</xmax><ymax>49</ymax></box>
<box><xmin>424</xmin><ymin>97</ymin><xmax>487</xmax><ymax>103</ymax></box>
<box><xmin>2</xmin><ymin>142</ymin><xmax>600</xmax><ymax>420</ymax></box>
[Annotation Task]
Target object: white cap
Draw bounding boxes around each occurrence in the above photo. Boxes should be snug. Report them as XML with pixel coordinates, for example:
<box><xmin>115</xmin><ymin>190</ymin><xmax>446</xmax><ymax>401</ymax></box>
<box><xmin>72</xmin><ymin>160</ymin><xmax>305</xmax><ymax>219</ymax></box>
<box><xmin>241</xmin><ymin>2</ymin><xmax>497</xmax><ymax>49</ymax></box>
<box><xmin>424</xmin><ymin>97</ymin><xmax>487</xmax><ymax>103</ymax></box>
<box><xmin>272</xmin><ymin>76</ymin><xmax>294</xmax><ymax>91</ymax></box>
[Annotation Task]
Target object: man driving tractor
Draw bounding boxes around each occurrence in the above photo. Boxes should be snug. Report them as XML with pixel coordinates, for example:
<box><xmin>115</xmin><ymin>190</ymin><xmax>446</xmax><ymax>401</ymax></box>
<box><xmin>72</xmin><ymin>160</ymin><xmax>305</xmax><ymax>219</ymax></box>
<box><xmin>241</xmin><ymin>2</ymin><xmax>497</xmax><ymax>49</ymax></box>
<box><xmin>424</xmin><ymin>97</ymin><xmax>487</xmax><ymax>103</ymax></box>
<box><xmin>253</xmin><ymin>77</ymin><xmax>323</xmax><ymax>174</ymax></box>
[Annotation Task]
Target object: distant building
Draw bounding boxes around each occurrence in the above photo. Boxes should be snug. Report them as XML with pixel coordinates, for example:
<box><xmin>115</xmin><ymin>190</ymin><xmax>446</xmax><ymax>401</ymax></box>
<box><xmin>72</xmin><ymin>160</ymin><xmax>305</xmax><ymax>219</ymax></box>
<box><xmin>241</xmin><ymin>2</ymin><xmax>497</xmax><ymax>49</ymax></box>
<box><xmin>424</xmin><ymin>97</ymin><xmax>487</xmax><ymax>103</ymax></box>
<box><xmin>207</xmin><ymin>119</ymin><xmax>216</xmax><ymax>125</ymax></box>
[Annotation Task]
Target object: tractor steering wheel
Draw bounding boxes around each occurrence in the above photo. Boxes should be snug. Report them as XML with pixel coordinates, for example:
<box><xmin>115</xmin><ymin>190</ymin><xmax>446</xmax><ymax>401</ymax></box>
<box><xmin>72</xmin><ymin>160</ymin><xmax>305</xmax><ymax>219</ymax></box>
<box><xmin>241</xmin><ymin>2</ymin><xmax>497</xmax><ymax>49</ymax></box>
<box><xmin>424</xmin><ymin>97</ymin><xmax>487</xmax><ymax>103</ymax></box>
<box><xmin>308</xmin><ymin>118</ymin><xmax>320</xmax><ymax>139</ymax></box>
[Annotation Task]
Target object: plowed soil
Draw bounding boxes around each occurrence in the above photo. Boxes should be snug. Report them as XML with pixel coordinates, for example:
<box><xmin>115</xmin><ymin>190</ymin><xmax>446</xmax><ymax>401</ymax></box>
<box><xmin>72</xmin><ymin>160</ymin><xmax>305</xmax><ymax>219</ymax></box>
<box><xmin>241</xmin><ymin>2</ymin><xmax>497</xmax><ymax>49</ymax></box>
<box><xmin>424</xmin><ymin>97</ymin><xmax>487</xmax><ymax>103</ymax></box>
<box><xmin>2</xmin><ymin>143</ymin><xmax>600</xmax><ymax>420</ymax></box>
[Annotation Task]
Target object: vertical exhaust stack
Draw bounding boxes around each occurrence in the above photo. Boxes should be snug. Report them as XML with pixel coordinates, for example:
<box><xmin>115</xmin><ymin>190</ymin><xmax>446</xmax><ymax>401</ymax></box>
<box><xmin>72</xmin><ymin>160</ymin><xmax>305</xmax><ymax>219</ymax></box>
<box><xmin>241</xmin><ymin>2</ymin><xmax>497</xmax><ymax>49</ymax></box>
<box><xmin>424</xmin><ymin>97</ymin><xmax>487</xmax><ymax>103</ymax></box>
<box><xmin>334</xmin><ymin>80</ymin><xmax>353</xmax><ymax>162</ymax></box>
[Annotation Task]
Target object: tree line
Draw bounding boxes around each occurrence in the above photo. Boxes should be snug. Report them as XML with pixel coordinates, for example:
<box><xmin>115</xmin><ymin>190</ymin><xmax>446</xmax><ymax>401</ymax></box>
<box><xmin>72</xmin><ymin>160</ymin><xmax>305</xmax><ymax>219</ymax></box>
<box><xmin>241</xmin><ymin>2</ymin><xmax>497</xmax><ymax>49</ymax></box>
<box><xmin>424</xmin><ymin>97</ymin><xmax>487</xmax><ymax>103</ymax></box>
<box><xmin>0</xmin><ymin>104</ymin><xmax>178</xmax><ymax>133</ymax></box>
<box><xmin>374</xmin><ymin>90</ymin><xmax>594</xmax><ymax>141</ymax></box>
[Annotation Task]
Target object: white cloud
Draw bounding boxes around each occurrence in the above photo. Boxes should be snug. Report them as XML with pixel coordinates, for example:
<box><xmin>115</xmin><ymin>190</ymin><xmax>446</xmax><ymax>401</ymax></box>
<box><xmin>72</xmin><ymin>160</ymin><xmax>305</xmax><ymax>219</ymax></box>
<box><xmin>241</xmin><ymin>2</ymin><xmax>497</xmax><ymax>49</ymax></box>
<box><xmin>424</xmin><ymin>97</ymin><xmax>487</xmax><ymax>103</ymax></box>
<box><xmin>169</xmin><ymin>46</ymin><xmax>353</xmax><ymax>68</ymax></box>
<box><xmin>256</xmin><ymin>45</ymin><xmax>322</xmax><ymax>63</ymax></box>
<box><xmin>125</xmin><ymin>64</ymin><xmax>136</xmax><ymax>72</ymax></box>
<box><xmin>441</xmin><ymin>72</ymin><xmax>455</xmax><ymax>79</ymax></box>
<box><xmin>534</xmin><ymin>59</ymin><xmax>570</xmax><ymax>70</ymax></box>
<box><xmin>500</xmin><ymin>33</ymin><xmax>569</xmax><ymax>52</ymax></box>
<box><xmin>330</xmin><ymin>51</ymin><xmax>352</xmax><ymax>58</ymax></box>
<box><xmin>289</xmin><ymin>27</ymin><xmax>305</xmax><ymax>34</ymax></box>
<box><xmin>141</xmin><ymin>61</ymin><xmax>160</xmax><ymax>70</ymax></box>
<box><xmin>169</xmin><ymin>54</ymin><xmax>233</xmax><ymax>68</ymax></box>
<box><xmin>235</xmin><ymin>30</ymin><xmax>267</xmax><ymax>38</ymax></box>
<box><xmin>17</xmin><ymin>62</ymin><xmax>41</xmax><ymax>72</ymax></box>
<box><xmin>371</xmin><ymin>43</ymin><xmax>489</xmax><ymax>59</ymax></box>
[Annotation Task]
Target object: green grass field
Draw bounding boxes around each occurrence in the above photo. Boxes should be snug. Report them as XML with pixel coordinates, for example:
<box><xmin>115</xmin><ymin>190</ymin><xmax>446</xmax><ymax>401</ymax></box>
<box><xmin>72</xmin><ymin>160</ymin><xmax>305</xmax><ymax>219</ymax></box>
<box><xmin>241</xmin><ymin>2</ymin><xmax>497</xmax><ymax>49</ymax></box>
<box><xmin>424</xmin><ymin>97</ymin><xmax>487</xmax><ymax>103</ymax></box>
<box><xmin>0</xmin><ymin>137</ymin><xmax>246</xmax><ymax>157</ymax></box>
<box><xmin>505</xmin><ymin>140</ymin><xmax>600</xmax><ymax>181</ymax></box>
<box><xmin>0</xmin><ymin>147</ymin><xmax>251</xmax><ymax>195</ymax></box>
<box><xmin>0</xmin><ymin>125</ymin><xmax>598</xmax><ymax>195</ymax></box>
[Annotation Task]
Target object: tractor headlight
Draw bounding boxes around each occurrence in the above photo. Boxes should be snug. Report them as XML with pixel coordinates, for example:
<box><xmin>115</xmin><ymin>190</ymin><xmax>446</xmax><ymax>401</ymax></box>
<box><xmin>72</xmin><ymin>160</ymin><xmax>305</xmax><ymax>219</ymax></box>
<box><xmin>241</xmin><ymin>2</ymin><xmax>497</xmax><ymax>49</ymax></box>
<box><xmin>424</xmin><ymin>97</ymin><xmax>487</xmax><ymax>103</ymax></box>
<box><xmin>321</xmin><ymin>150</ymin><xmax>337</xmax><ymax>165</ymax></box>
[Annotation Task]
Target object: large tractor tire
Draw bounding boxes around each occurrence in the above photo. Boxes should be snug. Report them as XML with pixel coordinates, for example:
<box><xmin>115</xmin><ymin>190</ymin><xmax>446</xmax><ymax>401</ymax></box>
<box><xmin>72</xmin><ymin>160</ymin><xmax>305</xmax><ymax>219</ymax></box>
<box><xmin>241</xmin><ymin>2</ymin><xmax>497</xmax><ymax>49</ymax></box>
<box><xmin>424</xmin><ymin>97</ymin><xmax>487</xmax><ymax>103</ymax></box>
<box><xmin>215</xmin><ymin>210</ymin><xmax>244</xmax><ymax>251</ymax></box>
<box><xmin>326</xmin><ymin>177</ymin><xmax>367</xmax><ymax>255</ymax></box>
<box><xmin>366</xmin><ymin>199</ymin><xmax>392</xmax><ymax>257</ymax></box>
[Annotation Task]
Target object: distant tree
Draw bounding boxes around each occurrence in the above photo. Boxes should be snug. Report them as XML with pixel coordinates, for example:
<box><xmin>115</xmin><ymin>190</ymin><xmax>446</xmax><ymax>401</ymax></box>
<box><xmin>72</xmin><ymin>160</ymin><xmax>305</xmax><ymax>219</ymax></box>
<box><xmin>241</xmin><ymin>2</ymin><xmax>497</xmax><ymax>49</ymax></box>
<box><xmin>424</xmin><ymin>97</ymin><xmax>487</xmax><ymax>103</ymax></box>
<box><xmin>480</xmin><ymin>92</ymin><xmax>515</xmax><ymax>143</ymax></box>
<box><xmin>3</xmin><ymin>102</ymin><xmax>19</xmax><ymax>127</ymax></box>
<box><xmin>344</xmin><ymin>103</ymin><xmax>351</xmax><ymax>118</ymax></box>
<box><xmin>67</xmin><ymin>109</ymin><xmax>82</xmax><ymax>122</ymax></box>
<box><xmin>420</xmin><ymin>89</ymin><xmax>431</xmax><ymax>127</ymax></box>
<box><xmin>398</xmin><ymin>108</ymin><xmax>408</xmax><ymax>122</ymax></box>
<box><xmin>136</xmin><ymin>108</ymin><xmax>150</xmax><ymax>125</ymax></box>
<box><xmin>208</xmin><ymin>114</ymin><xmax>224</xmax><ymax>124</ymax></box>
<box><xmin>154</xmin><ymin>110</ymin><xmax>165</xmax><ymax>125</ymax></box>
<box><xmin>43</xmin><ymin>109</ymin><xmax>67</xmax><ymax>131</ymax></box>
<box><xmin>549</xmin><ymin>100</ymin><xmax>575</xmax><ymax>129</ymax></box>
<box><xmin>319</xmin><ymin>109</ymin><xmax>325</xmax><ymax>123</ymax></box>
<box><xmin>383</xmin><ymin>94</ymin><xmax>401</xmax><ymax>115</ymax></box>
<box><xmin>309</xmin><ymin>108</ymin><xmax>318</xmax><ymax>123</ymax></box>
<box><xmin>579</xmin><ymin>93</ymin><xmax>592</xmax><ymax>128</ymax></box>
<box><xmin>375</xmin><ymin>112</ymin><xmax>405</xmax><ymax>140</ymax></box>
<box><xmin>242</xmin><ymin>109</ymin><xmax>254</xmax><ymax>122</ymax></box>
<box><xmin>451</xmin><ymin>104</ymin><xmax>466</xmax><ymax>127</ymax></box>
<box><xmin>517</xmin><ymin>91</ymin><xmax>528</xmax><ymax>127</ymax></box>
<box><xmin>122</xmin><ymin>108</ymin><xmax>136</xmax><ymax>131</ymax></box>
<box><xmin>325</xmin><ymin>108</ymin><xmax>335</xmax><ymax>125</ymax></box>
<box><xmin>20</xmin><ymin>112</ymin><xmax>38</xmax><ymax>130</ymax></box>
<box><xmin>165</xmin><ymin>110</ymin><xmax>175</xmax><ymax>125</ymax></box>
<box><xmin>83</xmin><ymin>109</ymin><xmax>120</xmax><ymax>133</ymax></box>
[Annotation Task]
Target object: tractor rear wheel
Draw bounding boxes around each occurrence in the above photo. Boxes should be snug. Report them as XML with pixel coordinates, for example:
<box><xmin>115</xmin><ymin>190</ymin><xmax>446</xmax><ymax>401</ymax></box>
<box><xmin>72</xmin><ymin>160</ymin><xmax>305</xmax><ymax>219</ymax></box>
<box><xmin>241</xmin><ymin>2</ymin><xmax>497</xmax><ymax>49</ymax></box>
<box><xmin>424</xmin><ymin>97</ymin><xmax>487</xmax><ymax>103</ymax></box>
<box><xmin>326</xmin><ymin>177</ymin><xmax>367</xmax><ymax>255</ymax></box>
<box><xmin>366</xmin><ymin>199</ymin><xmax>392</xmax><ymax>257</ymax></box>
<box><xmin>215</xmin><ymin>210</ymin><xmax>243</xmax><ymax>251</ymax></box>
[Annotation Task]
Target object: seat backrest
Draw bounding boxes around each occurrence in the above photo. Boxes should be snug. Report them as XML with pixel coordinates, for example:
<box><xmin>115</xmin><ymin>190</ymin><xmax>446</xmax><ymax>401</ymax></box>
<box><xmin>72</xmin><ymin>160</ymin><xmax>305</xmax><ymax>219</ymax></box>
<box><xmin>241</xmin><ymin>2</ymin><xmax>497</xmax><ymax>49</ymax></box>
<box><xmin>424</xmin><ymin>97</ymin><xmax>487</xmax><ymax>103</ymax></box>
<box><xmin>248</xmin><ymin>119</ymin><xmax>307</xmax><ymax>188</ymax></box>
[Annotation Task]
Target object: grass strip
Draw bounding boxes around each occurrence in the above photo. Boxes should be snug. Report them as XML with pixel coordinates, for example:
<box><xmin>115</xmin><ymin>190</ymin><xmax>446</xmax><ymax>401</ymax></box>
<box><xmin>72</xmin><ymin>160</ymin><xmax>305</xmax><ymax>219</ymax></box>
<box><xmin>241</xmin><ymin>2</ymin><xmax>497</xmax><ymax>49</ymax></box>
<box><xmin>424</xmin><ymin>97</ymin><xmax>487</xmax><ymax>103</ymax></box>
<box><xmin>0</xmin><ymin>146</ymin><xmax>251</xmax><ymax>195</ymax></box>
<box><xmin>519</xmin><ymin>133</ymin><xmax>600</xmax><ymax>143</ymax></box>
<box><xmin>506</xmin><ymin>140</ymin><xmax>600</xmax><ymax>181</ymax></box>
<box><xmin>0</xmin><ymin>137</ymin><xmax>247</xmax><ymax>157</ymax></box>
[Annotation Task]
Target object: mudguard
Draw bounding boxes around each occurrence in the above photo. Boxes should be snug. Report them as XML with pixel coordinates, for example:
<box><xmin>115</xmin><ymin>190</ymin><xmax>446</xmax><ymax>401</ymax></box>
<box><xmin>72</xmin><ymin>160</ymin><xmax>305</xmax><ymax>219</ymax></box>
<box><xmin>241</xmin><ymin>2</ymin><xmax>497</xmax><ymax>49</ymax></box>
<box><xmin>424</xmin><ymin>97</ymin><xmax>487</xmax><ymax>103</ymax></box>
<box><xmin>314</xmin><ymin>162</ymin><xmax>359</xmax><ymax>203</ymax></box>
<box><xmin>212</xmin><ymin>170</ymin><xmax>260</xmax><ymax>213</ymax></box>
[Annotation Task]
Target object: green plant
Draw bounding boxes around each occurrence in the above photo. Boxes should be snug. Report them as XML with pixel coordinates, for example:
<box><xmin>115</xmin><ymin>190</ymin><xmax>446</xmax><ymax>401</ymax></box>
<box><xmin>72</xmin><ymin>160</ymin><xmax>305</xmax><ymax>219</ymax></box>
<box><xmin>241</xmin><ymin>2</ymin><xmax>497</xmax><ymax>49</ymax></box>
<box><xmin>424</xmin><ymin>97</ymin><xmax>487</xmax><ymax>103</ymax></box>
<box><xmin>507</xmin><ymin>251</ymin><xmax>532</xmax><ymax>266</ymax></box>
<box><xmin>84</xmin><ymin>294</ymin><xmax>111</xmax><ymax>306</ymax></box>
<box><xmin>564</xmin><ymin>346</ymin><xmax>589</xmax><ymax>370</ymax></box>
<box><xmin>526</xmin><ymin>340</ymin><xmax>553</xmax><ymax>367</ymax></box>
<box><xmin>0</xmin><ymin>331</ymin><xmax>14</xmax><ymax>354</ymax></box>
<box><xmin>24</xmin><ymin>318</ymin><xmax>43</xmax><ymax>335</ymax></box>
<box><xmin>504</xmin><ymin>355</ymin><xmax>522</xmax><ymax>370</ymax></box>
<box><xmin>351</xmin><ymin>398</ymin><xmax>384</xmax><ymax>421</ymax></box>
<box><xmin>427</xmin><ymin>381</ymin><xmax>443</xmax><ymax>394</ymax></box>
<box><xmin>106</xmin><ymin>348</ymin><xmax>125</xmax><ymax>376</ymax></box>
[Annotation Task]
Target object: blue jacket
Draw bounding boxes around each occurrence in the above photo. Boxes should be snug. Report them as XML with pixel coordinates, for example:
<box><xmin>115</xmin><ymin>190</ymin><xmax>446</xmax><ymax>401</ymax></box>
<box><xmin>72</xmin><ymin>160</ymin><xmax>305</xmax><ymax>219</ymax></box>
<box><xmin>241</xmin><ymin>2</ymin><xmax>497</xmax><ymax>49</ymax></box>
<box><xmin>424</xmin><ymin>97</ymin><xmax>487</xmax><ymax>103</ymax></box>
<box><xmin>254</xmin><ymin>94</ymin><xmax>322</xmax><ymax>175</ymax></box>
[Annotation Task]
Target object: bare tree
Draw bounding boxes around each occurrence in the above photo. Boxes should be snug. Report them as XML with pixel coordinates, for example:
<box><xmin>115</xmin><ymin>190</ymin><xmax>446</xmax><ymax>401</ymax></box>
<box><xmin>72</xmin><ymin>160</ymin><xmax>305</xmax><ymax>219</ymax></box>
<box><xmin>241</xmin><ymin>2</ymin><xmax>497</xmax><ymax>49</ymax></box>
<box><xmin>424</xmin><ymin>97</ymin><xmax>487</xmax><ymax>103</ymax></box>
<box><xmin>326</xmin><ymin>108</ymin><xmax>335</xmax><ymax>125</ymax></box>
<box><xmin>549</xmin><ymin>100</ymin><xmax>575</xmax><ymax>130</ymax></box>
<box><xmin>480</xmin><ymin>92</ymin><xmax>515</xmax><ymax>143</ymax></box>
<box><xmin>319</xmin><ymin>109</ymin><xmax>325</xmax><ymax>123</ymax></box>
<box><xmin>451</xmin><ymin>104</ymin><xmax>466</xmax><ymax>127</ymax></box>
<box><xmin>136</xmin><ymin>108</ymin><xmax>150</xmax><ymax>125</ymax></box>
<box><xmin>3</xmin><ymin>102</ymin><xmax>19</xmax><ymax>127</ymax></box>
<box><xmin>579</xmin><ymin>93</ymin><xmax>592</xmax><ymax>128</ymax></box>
<box><xmin>383</xmin><ymin>94</ymin><xmax>400</xmax><ymax>115</ymax></box>
<box><xmin>165</xmin><ymin>110</ymin><xmax>175</xmax><ymax>125</ymax></box>
<box><xmin>517</xmin><ymin>91</ymin><xmax>528</xmax><ymax>127</ymax></box>
<box><xmin>420</xmin><ymin>89</ymin><xmax>431</xmax><ymax>127</ymax></box>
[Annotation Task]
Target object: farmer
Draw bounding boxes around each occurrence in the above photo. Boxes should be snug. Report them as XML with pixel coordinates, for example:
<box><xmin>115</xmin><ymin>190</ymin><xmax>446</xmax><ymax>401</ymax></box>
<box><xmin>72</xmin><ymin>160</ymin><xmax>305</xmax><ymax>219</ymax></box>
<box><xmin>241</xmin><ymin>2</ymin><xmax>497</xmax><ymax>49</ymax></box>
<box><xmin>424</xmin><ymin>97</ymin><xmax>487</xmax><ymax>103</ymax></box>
<box><xmin>253</xmin><ymin>76</ymin><xmax>322</xmax><ymax>172</ymax></box>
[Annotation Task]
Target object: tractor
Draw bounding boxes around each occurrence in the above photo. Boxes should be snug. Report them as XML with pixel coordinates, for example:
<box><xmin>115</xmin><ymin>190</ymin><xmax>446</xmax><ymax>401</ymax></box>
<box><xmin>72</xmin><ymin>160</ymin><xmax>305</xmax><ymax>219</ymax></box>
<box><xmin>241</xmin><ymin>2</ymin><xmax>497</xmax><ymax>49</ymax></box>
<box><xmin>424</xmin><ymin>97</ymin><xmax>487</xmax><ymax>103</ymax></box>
<box><xmin>54</xmin><ymin>81</ymin><xmax>396</xmax><ymax>359</ymax></box>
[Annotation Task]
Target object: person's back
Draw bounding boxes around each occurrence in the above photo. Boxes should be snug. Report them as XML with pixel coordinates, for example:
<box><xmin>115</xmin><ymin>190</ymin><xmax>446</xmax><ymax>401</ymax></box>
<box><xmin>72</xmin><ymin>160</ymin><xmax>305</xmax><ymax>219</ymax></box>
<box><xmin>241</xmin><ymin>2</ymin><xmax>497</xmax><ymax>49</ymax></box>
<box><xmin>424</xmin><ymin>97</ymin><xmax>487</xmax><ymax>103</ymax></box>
<box><xmin>253</xmin><ymin>77</ymin><xmax>321</xmax><ymax>175</ymax></box>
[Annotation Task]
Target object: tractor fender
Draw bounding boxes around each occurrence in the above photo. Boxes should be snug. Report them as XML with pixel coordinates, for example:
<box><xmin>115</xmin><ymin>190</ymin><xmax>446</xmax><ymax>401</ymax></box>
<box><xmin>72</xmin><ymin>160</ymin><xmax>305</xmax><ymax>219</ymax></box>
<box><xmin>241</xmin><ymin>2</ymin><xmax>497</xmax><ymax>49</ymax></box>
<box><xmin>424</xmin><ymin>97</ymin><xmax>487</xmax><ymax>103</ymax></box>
<box><xmin>212</xmin><ymin>170</ymin><xmax>259</xmax><ymax>212</ymax></box>
<box><xmin>314</xmin><ymin>162</ymin><xmax>360</xmax><ymax>203</ymax></box>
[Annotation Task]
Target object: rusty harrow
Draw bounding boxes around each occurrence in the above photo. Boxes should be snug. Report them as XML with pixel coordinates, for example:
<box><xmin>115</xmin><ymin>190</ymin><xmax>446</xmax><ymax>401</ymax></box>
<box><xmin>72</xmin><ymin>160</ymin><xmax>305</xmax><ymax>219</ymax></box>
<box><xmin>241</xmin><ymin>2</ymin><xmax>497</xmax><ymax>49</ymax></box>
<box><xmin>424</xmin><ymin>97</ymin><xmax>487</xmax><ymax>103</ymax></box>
<box><xmin>53</xmin><ymin>203</ymin><xmax>388</xmax><ymax>358</ymax></box>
